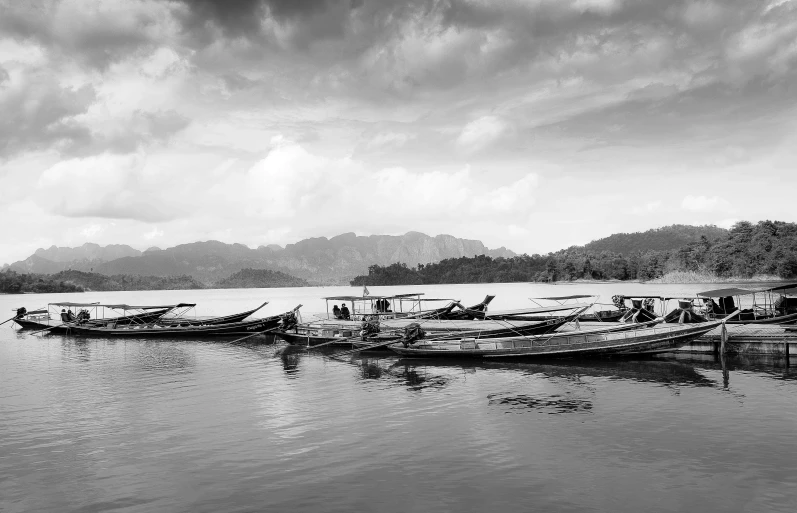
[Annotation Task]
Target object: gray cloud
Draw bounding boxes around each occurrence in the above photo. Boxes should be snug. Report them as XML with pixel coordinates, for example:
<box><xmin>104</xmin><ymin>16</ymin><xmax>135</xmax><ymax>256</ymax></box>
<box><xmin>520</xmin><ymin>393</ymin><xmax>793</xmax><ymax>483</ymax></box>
<box><xmin>0</xmin><ymin>74</ymin><xmax>95</xmax><ymax>158</ymax></box>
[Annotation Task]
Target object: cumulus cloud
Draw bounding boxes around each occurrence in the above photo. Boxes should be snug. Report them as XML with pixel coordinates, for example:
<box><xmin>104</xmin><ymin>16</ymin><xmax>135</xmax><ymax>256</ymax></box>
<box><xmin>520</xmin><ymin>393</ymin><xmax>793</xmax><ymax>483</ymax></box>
<box><xmin>681</xmin><ymin>195</ymin><xmax>731</xmax><ymax>212</ymax></box>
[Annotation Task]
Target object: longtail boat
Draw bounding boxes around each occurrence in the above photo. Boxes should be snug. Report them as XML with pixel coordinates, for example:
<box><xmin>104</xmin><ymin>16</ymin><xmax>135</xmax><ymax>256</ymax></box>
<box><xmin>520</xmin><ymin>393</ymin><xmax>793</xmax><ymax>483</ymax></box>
<box><xmin>14</xmin><ymin>302</ymin><xmax>185</xmax><ymax>330</ymax></box>
<box><xmin>386</xmin><ymin>313</ymin><xmax>737</xmax><ymax>359</ymax></box>
<box><xmin>275</xmin><ymin>302</ymin><xmax>592</xmax><ymax>347</ymax></box>
<box><xmin>34</xmin><ymin>305</ymin><xmax>301</xmax><ymax>338</ymax></box>
<box><xmin>157</xmin><ymin>301</ymin><xmax>269</xmax><ymax>326</ymax></box>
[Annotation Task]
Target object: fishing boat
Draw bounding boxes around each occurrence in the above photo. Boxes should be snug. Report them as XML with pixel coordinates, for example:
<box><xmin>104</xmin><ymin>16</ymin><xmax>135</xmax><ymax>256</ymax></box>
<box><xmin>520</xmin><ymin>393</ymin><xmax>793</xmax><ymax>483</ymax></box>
<box><xmin>386</xmin><ymin>314</ymin><xmax>736</xmax><ymax>359</ymax></box>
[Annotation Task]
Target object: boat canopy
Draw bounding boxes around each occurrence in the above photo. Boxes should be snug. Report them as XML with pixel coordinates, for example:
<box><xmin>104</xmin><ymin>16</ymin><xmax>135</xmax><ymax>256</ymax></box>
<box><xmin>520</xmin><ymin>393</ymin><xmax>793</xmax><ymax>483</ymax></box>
<box><xmin>322</xmin><ymin>293</ymin><xmax>424</xmax><ymax>301</ymax></box>
<box><xmin>695</xmin><ymin>287</ymin><xmax>753</xmax><ymax>297</ymax></box>
<box><xmin>484</xmin><ymin>303</ymin><xmax>591</xmax><ymax>316</ymax></box>
<box><xmin>533</xmin><ymin>294</ymin><xmax>594</xmax><ymax>300</ymax></box>
<box><xmin>49</xmin><ymin>302</ymin><xmax>195</xmax><ymax>309</ymax></box>
<box><xmin>756</xmin><ymin>282</ymin><xmax>797</xmax><ymax>292</ymax></box>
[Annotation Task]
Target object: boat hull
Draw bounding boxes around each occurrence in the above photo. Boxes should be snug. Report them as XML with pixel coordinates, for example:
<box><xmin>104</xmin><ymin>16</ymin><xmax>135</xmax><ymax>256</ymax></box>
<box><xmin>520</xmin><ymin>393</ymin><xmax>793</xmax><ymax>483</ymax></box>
<box><xmin>389</xmin><ymin>322</ymin><xmax>720</xmax><ymax>359</ymax></box>
<box><xmin>35</xmin><ymin>316</ymin><xmax>284</xmax><ymax>338</ymax></box>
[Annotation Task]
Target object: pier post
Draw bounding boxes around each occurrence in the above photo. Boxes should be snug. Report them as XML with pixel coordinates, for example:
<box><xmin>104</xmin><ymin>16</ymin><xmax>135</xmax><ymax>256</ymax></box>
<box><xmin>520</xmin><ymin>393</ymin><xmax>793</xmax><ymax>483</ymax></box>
<box><xmin>786</xmin><ymin>342</ymin><xmax>790</xmax><ymax>368</ymax></box>
<box><xmin>720</xmin><ymin>323</ymin><xmax>728</xmax><ymax>355</ymax></box>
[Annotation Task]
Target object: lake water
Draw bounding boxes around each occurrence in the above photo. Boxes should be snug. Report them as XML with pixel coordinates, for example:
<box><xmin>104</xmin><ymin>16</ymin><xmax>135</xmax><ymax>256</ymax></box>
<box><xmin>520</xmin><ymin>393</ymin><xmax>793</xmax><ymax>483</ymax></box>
<box><xmin>1</xmin><ymin>283</ymin><xmax>796</xmax><ymax>512</ymax></box>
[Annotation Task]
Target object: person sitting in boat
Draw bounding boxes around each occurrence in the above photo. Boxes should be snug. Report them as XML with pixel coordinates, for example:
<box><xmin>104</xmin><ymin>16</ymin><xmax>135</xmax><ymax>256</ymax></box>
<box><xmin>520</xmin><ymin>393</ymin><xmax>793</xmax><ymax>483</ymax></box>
<box><xmin>340</xmin><ymin>303</ymin><xmax>351</xmax><ymax>320</ymax></box>
<box><xmin>332</xmin><ymin>304</ymin><xmax>342</xmax><ymax>319</ymax></box>
<box><xmin>60</xmin><ymin>309</ymin><xmax>69</xmax><ymax>322</ymax></box>
<box><xmin>67</xmin><ymin>309</ymin><xmax>76</xmax><ymax>321</ymax></box>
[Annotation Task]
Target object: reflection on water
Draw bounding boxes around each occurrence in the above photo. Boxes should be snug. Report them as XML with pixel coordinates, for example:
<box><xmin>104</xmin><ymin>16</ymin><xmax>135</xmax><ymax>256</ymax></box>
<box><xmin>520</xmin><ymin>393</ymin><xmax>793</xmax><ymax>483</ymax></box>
<box><xmin>276</xmin><ymin>345</ymin><xmax>302</xmax><ymax>377</ymax></box>
<box><xmin>487</xmin><ymin>392</ymin><xmax>593</xmax><ymax>415</ymax></box>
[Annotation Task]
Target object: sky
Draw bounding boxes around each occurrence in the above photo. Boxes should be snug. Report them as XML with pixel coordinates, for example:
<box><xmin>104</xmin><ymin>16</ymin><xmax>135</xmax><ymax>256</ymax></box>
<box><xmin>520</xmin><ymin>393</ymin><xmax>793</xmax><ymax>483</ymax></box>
<box><xmin>1</xmin><ymin>0</ymin><xmax>796</xmax><ymax>264</ymax></box>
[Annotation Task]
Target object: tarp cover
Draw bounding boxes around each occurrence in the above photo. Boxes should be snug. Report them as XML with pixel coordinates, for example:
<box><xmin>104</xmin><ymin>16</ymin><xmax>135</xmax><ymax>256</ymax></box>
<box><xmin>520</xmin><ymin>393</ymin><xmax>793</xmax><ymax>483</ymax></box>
<box><xmin>695</xmin><ymin>288</ymin><xmax>752</xmax><ymax>297</ymax></box>
<box><xmin>533</xmin><ymin>295</ymin><xmax>594</xmax><ymax>300</ymax></box>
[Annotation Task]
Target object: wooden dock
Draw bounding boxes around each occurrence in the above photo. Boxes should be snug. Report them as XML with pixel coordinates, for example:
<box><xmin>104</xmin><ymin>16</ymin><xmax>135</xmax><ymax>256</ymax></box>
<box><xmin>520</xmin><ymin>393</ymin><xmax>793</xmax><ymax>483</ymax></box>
<box><xmin>680</xmin><ymin>324</ymin><xmax>797</xmax><ymax>355</ymax></box>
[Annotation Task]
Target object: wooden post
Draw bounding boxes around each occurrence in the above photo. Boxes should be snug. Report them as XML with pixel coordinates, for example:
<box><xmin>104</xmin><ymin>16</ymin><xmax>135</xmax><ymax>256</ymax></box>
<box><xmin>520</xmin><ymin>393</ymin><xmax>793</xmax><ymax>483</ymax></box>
<box><xmin>720</xmin><ymin>322</ymin><xmax>728</xmax><ymax>355</ymax></box>
<box><xmin>786</xmin><ymin>342</ymin><xmax>790</xmax><ymax>367</ymax></box>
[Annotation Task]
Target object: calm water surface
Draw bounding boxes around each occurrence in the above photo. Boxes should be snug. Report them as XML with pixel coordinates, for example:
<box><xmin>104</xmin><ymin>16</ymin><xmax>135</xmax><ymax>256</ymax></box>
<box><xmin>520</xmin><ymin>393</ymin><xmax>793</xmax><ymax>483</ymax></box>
<box><xmin>1</xmin><ymin>284</ymin><xmax>796</xmax><ymax>512</ymax></box>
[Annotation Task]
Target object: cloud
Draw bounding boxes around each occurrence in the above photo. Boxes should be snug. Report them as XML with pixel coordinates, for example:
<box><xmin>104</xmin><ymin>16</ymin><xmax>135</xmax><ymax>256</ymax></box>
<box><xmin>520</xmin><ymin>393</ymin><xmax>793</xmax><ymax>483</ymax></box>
<box><xmin>143</xmin><ymin>226</ymin><xmax>164</xmax><ymax>239</ymax></box>
<box><xmin>632</xmin><ymin>201</ymin><xmax>663</xmax><ymax>214</ymax></box>
<box><xmin>457</xmin><ymin>116</ymin><xmax>506</xmax><ymax>150</ymax></box>
<box><xmin>681</xmin><ymin>195</ymin><xmax>730</xmax><ymax>212</ymax></box>
<box><xmin>80</xmin><ymin>223</ymin><xmax>104</xmax><ymax>238</ymax></box>
<box><xmin>36</xmin><ymin>153</ymin><xmax>185</xmax><ymax>222</ymax></box>
<box><xmin>0</xmin><ymin>70</ymin><xmax>95</xmax><ymax>158</ymax></box>
<box><xmin>716</xmin><ymin>218</ymin><xmax>739</xmax><ymax>229</ymax></box>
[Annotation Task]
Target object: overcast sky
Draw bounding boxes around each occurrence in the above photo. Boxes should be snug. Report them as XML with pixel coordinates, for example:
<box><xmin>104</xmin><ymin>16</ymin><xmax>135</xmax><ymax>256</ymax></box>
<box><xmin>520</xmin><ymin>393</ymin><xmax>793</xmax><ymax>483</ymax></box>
<box><xmin>1</xmin><ymin>0</ymin><xmax>796</xmax><ymax>264</ymax></box>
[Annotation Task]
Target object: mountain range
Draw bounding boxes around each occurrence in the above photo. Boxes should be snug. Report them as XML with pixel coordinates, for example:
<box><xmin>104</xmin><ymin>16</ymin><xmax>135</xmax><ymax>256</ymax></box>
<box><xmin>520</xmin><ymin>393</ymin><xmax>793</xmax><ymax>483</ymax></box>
<box><xmin>4</xmin><ymin>232</ymin><xmax>516</xmax><ymax>285</ymax></box>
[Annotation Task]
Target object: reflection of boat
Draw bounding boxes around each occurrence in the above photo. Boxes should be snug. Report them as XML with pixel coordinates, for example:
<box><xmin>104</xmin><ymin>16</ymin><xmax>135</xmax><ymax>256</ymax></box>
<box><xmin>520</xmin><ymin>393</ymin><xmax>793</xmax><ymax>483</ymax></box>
<box><xmin>389</xmin><ymin>317</ymin><xmax>730</xmax><ymax>359</ymax></box>
<box><xmin>391</xmin><ymin>358</ymin><xmax>717</xmax><ymax>388</ymax></box>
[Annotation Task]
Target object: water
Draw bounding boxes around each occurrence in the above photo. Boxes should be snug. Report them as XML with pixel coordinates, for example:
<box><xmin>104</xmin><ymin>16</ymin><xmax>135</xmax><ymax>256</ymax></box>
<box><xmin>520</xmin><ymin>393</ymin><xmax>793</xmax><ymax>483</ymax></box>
<box><xmin>1</xmin><ymin>284</ymin><xmax>796</xmax><ymax>512</ymax></box>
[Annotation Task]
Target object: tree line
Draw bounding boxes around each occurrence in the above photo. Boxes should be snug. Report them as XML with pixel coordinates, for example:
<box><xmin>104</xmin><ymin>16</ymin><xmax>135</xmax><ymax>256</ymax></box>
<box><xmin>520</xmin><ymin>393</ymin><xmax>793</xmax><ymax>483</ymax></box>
<box><xmin>350</xmin><ymin>221</ymin><xmax>797</xmax><ymax>285</ymax></box>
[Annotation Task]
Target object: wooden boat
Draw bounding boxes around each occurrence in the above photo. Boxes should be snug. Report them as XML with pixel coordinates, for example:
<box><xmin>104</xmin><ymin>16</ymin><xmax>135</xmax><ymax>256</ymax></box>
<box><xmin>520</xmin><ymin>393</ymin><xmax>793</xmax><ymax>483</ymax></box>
<box><xmin>276</xmin><ymin>306</ymin><xmax>590</xmax><ymax>348</ymax></box>
<box><xmin>34</xmin><ymin>305</ymin><xmax>301</xmax><ymax>338</ymax></box>
<box><xmin>387</xmin><ymin>316</ymin><xmax>733</xmax><ymax>359</ymax></box>
<box><xmin>157</xmin><ymin>301</ymin><xmax>269</xmax><ymax>326</ymax></box>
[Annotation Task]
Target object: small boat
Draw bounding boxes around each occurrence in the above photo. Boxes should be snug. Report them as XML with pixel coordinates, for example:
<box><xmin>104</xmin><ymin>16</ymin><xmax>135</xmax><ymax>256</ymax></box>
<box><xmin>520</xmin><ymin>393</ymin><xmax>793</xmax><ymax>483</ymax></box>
<box><xmin>387</xmin><ymin>315</ymin><xmax>734</xmax><ymax>359</ymax></box>
<box><xmin>157</xmin><ymin>301</ymin><xmax>269</xmax><ymax>326</ymax></box>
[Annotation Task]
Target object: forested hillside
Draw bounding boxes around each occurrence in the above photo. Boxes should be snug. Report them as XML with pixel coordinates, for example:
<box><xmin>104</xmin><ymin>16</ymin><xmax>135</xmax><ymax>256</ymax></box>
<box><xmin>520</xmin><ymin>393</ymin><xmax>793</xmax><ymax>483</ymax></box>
<box><xmin>50</xmin><ymin>271</ymin><xmax>205</xmax><ymax>291</ymax></box>
<box><xmin>0</xmin><ymin>270</ymin><xmax>85</xmax><ymax>294</ymax></box>
<box><xmin>351</xmin><ymin>221</ymin><xmax>797</xmax><ymax>284</ymax></box>
<box><xmin>584</xmin><ymin>225</ymin><xmax>727</xmax><ymax>254</ymax></box>
<box><xmin>214</xmin><ymin>268</ymin><xmax>309</xmax><ymax>288</ymax></box>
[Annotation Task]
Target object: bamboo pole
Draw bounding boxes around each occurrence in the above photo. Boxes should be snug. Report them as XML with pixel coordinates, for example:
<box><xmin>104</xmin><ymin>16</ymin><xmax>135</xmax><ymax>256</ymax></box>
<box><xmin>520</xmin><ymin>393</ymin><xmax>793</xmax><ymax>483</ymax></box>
<box><xmin>0</xmin><ymin>316</ymin><xmax>17</xmax><ymax>327</ymax></box>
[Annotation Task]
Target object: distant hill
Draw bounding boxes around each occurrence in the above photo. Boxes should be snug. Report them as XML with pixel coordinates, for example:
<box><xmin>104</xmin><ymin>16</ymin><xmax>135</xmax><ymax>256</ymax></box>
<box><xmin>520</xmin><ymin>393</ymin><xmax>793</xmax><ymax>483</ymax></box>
<box><xmin>6</xmin><ymin>232</ymin><xmax>515</xmax><ymax>285</ymax></box>
<box><xmin>583</xmin><ymin>225</ymin><xmax>727</xmax><ymax>255</ymax></box>
<box><xmin>50</xmin><ymin>270</ymin><xmax>204</xmax><ymax>291</ymax></box>
<box><xmin>214</xmin><ymin>268</ymin><xmax>309</xmax><ymax>288</ymax></box>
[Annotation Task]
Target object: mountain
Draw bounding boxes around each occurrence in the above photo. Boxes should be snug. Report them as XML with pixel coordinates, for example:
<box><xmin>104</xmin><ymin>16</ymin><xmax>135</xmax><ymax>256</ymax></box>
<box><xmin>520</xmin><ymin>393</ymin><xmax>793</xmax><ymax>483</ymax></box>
<box><xmin>583</xmin><ymin>225</ymin><xmax>728</xmax><ymax>255</ymax></box>
<box><xmin>7</xmin><ymin>232</ymin><xmax>515</xmax><ymax>285</ymax></box>
<box><xmin>34</xmin><ymin>243</ymin><xmax>141</xmax><ymax>262</ymax></box>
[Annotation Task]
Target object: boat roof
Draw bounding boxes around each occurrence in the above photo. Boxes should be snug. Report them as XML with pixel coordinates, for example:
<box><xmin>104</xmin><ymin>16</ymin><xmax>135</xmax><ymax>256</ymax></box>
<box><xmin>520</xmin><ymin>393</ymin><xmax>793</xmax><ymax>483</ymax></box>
<box><xmin>695</xmin><ymin>287</ymin><xmax>753</xmax><ymax>297</ymax></box>
<box><xmin>484</xmin><ymin>303</ymin><xmax>590</xmax><ymax>316</ymax></box>
<box><xmin>533</xmin><ymin>294</ymin><xmax>594</xmax><ymax>300</ymax></box>
<box><xmin>49</xmin><ymin>302</ymin><xmax>196</xmax><ymax>309</ymax></box>
<box><xmin>323</xmin><ymin>293</ymin><xmax>424</xmax><ymax>301</ymax></box>
<box><xmin>756</xmin><ymin>282</ymin><xmax>797</xmax><ymax>292</ymax></box>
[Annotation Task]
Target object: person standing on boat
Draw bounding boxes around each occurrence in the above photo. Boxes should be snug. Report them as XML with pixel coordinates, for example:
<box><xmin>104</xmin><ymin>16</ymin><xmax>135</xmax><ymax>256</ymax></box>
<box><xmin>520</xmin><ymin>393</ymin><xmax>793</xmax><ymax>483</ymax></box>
<box><xmin>332</xmin><ymin>304</ymin><xmax>342</xmax><ymax>319</ymax></box>
<box><xmin>340</xmin><ymin>303</ymin><xmax>351</xmax><ymax>320</ymax></box>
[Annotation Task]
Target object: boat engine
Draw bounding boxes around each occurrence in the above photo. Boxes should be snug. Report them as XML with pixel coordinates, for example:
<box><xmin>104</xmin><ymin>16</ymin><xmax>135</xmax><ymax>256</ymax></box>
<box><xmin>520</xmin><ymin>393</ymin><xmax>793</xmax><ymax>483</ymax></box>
<box><xmin>360</xmin><ymin>316</ymin><xmax>380</xmax><ymax>340</ymax></box>
<box><xmin>612</xmin><ymin>295</ymin><xmax>627</xmax><ymax>311</ymax></box>
<box><xmin>619</xmin><ymin>299</ymin><xmax>658</xmax><ymax>324</ymax></box>
<box><xmin>279</xmin><ymin>311</ymin><xmax>298</xmax><ymax>331</ymax></box>
<box><xmin>663</xmin><ymin>300</ymin><xmax>707</xmax><ymax>324</ymax></box>
<box><xmin>76</xmin><ymin>309</ymin><xmax>91</xmax><ymax>323</ymax></box>
<box><xmin>401</xmin><ymin>323</ymin><xmax>426</xmax><ymax>347</ymax></box>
